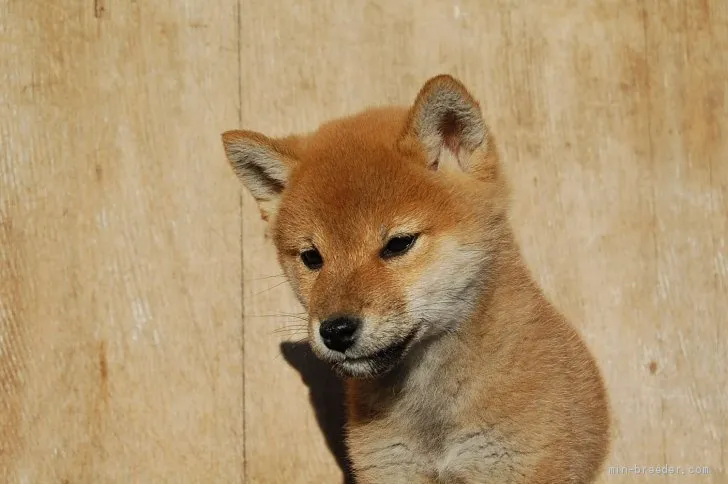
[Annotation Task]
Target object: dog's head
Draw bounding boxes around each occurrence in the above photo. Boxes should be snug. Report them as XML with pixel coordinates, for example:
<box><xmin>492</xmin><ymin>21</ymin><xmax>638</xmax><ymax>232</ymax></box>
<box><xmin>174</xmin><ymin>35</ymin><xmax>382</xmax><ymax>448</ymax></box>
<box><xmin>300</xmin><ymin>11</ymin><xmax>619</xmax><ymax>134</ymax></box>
<box><xmin>223</xmin><ymin>75</ymin><xmax>509</xmax><ymax>378</ymax></box>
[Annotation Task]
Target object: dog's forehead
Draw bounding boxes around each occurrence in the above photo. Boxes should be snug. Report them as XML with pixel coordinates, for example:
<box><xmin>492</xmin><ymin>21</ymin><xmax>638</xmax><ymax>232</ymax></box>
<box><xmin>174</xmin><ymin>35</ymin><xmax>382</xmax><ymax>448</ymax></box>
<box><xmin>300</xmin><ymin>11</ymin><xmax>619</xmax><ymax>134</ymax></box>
<box><xmin>278</xmin><ymin>152</ymin><xmax>439</xmax><ymax>248</ymax></box>
<box><xmin>275</xmin><ymin>108</ymin><xmax>456</xmax><ymax>247</ymax></box>
<box><xmin>294</xmin><ymin>144</ymin><xmax>423</xmax><ymax>224</ymax></box>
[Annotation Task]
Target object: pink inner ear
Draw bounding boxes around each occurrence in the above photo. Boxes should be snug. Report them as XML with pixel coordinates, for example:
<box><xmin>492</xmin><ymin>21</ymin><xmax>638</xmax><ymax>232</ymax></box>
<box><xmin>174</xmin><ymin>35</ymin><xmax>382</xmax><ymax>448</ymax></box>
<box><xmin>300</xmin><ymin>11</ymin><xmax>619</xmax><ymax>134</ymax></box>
<box><xmin>430</xmin><ymin>111</ymin><xmax>462</xmax><ymax>170</ymax></box>
<box><xmin>440</xmin><ymin>110</ymin><xmax>463</xmax><ymax>154</ymax></box>
<box><xmin>444</xmin><ymin>136</ymin><xmax>461</xmax><ymax>154</ymax></box>
<box><xmin>426</xmin><ymin>111</ymin><xmax>463</xmax><ymax>170</ymax></box>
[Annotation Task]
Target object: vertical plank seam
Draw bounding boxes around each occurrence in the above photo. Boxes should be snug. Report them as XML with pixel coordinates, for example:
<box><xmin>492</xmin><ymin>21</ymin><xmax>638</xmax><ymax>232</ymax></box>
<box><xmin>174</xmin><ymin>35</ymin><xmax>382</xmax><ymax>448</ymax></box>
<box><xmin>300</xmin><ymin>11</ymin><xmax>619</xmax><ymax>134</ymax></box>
<box><xmin>704</xmin><ymin>4</ymin><xmax>725</xmax><ymax>472</ymax></box>
<box><xmin>713</xmin><ymin>9</ymin><xmax>726</xmax><ymax>477</ymax></box>
<box><xmin>641</xmin><ymin>0</ymin><xmax>668</xmax><ymax>468</ymax></box>
<box><xmin>237</xmin><ymin>0</ymin><xmax>246</xmax><ymax>482</ymax></box>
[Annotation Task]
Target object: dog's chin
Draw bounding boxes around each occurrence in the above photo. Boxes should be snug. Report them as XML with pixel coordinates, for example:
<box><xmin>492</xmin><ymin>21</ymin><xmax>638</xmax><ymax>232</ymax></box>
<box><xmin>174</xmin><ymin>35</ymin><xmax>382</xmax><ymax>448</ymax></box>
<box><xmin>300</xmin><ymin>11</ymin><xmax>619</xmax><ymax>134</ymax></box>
<box><xmin>332</xmin><ymin>356</ymin><xmax>398</xmax><ymax>379</ymax></box>
<box><xmin>330</xmin><ymin>329</ymin><xmax>418</xmax><ymax>380</ymax></box>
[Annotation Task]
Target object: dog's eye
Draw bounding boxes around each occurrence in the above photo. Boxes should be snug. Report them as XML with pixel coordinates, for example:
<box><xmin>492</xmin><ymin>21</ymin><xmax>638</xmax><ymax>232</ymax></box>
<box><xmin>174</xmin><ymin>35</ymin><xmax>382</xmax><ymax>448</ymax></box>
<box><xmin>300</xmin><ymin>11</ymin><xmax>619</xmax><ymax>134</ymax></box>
<box><xmin>381</xmin><ymin>234</ymin><xmax>418</xmax><ymax>259</ymax></box>
<box><xmin>300</xmin><ymin>248</ymin><xmax>323</xmax><ymax>270</ymax></box>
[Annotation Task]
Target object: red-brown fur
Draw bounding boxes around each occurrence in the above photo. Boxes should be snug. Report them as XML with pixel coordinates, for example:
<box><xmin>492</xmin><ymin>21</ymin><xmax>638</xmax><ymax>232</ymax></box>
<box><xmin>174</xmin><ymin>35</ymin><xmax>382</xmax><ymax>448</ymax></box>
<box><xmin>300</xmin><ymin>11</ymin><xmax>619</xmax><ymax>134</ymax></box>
<box><xmin>222</xmin><ymin>75</ymin><xmax>610</xmax><ymax>483</ymax></box>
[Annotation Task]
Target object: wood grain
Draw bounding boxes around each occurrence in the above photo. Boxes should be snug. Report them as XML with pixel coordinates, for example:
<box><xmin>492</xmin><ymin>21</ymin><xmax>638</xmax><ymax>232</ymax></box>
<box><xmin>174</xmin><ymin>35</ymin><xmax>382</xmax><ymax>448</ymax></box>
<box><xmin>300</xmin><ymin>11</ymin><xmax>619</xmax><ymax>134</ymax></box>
<box><xmin>0</xmin><ymin>1</ymin><xmax>243</xmax><ymax>481</ymax></box>
<box><xmin>644</xmin><ymin>0</ymin><xmax>727</xmax><ymax>477</ymax></box>
<box><xmin>238</xmin><ymin>1</ymin><xmax>727</xmax><ymax>483</ymax></box>
<box><xmin>1</xmin><ymin>0</ymin><xmax>725</xmax><ymax>482</ymax></box>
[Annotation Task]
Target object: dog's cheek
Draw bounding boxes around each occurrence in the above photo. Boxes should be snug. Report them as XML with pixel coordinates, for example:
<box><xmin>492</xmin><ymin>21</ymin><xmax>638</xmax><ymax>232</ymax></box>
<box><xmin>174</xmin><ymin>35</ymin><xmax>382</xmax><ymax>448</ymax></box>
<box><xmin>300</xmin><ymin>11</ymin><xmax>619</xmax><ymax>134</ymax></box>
<box><xmin>277</xmin><ymin>259</ymin><xmax>311</xmax><ymax>310</ymax></box>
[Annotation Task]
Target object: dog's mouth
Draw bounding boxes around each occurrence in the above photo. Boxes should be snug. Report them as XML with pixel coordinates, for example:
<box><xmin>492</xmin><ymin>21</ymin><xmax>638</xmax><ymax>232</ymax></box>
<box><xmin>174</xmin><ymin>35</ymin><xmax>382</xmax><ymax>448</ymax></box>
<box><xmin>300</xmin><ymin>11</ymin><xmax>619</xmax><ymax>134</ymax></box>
<box><xmin>331</xmin><ymin>328</ymin><xmax>418</xmax><ymax>379</ymax></box>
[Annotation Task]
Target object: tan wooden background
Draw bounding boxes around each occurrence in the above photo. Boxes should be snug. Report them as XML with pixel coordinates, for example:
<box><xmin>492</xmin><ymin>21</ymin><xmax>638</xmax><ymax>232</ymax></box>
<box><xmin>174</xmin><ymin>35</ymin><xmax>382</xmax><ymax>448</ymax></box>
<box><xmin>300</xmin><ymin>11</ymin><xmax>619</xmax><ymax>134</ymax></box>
<box><xmin>1</xmin><ymin>1</ymin><xmax>726</xmax><ymax>482</ymax></box>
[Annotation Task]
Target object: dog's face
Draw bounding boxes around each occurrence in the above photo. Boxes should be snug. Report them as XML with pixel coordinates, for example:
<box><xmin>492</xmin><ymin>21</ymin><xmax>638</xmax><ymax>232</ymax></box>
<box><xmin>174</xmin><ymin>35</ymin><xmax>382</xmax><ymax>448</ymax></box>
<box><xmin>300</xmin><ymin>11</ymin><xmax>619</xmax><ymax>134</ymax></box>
<box><xmin>223</xmin><ymin>76</ymin><xmax>508</xmax><ymax>378</ymax></box>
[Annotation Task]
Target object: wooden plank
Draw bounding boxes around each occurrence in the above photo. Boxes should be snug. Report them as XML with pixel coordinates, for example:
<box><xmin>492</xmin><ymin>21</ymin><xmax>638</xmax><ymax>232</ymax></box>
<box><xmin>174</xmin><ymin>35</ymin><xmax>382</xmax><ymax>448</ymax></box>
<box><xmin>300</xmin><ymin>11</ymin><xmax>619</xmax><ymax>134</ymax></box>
<box><xmin>0</xmin><ymin>1</ymin><xmax>243</xmax><ymax>481</ymax></box>
<box><xmin>643</xmin><ymin>1</ymin><xmax>728</xmax><ymax>480</ymax></box>
<box><xmin>234</xmin><ymin>0</ymin><xmax>726</xmax><ymax>482</ymax></box>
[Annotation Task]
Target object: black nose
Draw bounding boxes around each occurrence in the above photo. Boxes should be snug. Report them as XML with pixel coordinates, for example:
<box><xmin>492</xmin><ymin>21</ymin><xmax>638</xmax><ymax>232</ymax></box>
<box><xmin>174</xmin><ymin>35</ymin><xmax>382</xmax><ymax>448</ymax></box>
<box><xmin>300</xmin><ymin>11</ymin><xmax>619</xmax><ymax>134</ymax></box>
<box><xmin>319</xmin><ymin>316</ymin><xmax>361</xmax><ymax>352</ymax></box>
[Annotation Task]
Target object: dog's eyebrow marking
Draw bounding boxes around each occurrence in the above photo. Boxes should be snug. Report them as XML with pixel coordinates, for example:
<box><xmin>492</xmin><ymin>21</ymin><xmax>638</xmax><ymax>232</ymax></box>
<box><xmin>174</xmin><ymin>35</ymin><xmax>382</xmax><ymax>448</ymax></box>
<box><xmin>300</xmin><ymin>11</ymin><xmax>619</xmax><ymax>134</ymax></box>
<box><xmin>291</xmin><ymin>235</ymin><xmax>317</xmax><ymax>251</ymax></box>
<box><xmin>381</xmin><ymin>222</ymin><xmax>423</xmax><ymax>241</ymax></box>
<box><xmin>379</xmin><ymin>224</ymin><xmax>388</xmax><ymax>239</ymax></box>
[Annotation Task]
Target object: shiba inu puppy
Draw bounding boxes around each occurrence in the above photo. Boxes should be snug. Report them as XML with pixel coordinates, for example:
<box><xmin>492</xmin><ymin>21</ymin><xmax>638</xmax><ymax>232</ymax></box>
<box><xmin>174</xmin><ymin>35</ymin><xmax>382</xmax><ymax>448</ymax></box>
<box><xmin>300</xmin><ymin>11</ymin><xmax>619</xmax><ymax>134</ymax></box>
<box><xmin>222</xmin><ymin>75</ymin><xmax>609</xmax><ymax>483</ymax></box>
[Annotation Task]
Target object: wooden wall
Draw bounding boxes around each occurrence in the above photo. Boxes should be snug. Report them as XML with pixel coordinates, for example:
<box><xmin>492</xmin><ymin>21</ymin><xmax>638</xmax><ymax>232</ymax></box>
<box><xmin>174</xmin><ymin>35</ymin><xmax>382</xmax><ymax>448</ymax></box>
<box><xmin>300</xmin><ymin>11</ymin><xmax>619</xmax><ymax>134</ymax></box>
<box><xmin>1</xmin><ymin>1</ymin><xmax>726</xmax><ymax>482</ymax></box>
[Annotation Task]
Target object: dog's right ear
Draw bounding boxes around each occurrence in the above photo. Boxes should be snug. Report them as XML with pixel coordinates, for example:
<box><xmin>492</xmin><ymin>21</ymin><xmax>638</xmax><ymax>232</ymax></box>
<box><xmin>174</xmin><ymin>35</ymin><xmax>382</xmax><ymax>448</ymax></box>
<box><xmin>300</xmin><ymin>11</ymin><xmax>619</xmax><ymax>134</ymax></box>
<box><xmin>222</xmin><ymin>130</ymin><xmax>299</xmax><ymax>221</ymax></box>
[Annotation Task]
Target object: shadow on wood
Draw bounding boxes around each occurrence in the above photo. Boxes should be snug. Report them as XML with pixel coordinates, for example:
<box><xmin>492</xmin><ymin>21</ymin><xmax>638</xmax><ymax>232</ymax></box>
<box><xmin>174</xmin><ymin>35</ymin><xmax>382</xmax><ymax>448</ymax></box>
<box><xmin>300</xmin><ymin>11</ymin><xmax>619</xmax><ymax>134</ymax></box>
<box><xmin>280</xmin><ymin>341</ymin><xmax>355</xmax><ymax>484</ymax></box>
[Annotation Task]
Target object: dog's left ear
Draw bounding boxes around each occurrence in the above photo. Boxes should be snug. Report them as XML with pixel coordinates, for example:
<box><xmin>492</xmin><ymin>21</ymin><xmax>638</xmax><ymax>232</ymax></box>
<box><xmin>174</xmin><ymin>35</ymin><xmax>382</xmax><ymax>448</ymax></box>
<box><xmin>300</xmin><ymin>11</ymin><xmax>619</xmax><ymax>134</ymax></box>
<box><xmin>401</xmin><ymin>75</ymin><xmax>495</xmax><ymax>178</ymax></box>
